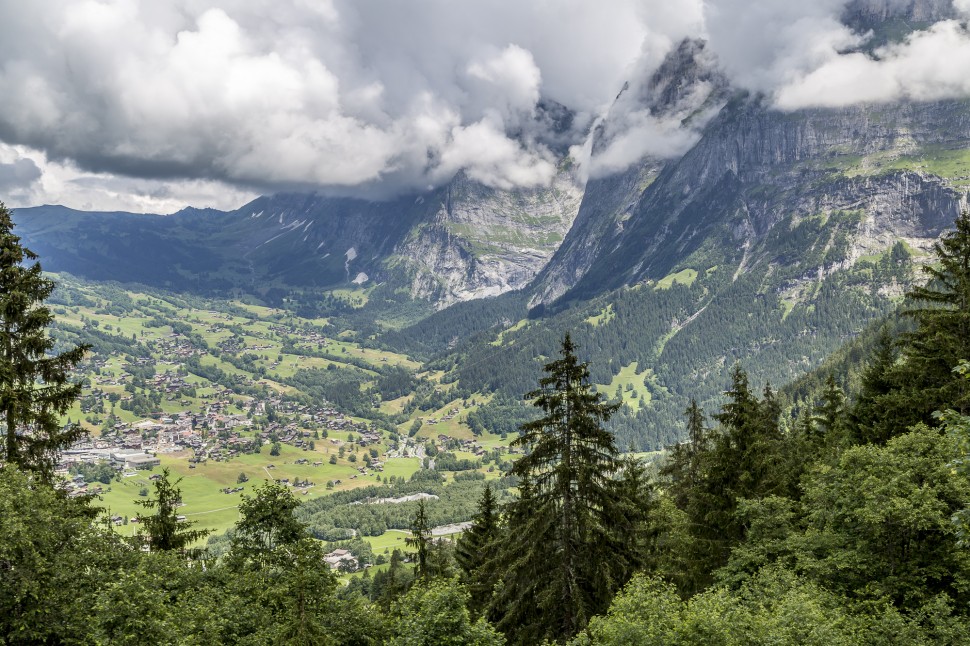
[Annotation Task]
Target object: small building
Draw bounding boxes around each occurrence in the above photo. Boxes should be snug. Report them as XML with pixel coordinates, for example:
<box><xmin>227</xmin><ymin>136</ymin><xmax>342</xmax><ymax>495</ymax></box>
<box><xmin>125</xmin><ymin>454</ymin><xmax>161</xmax><ymax>470</ymax></box>
<box><xmin>323</xmin><ymin>548</ymin><xmax>358</xmax><ymax>571</ymax></box>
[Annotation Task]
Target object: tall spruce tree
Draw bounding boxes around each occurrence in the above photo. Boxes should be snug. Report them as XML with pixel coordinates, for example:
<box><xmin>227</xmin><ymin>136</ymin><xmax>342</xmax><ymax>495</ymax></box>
<box><xmin>134</xmin><ymin>468</ymin><xmax>209</xmax><ymax>556</ymax></box>
<box><xmin>490</xmin><ymin>333</ymin><xmax>641</xmax><ymax>644</ymax></box>
<box><xmin>849</xmin><ymin>213</ymin><xmax>970</xmax><ymax>443</ymax></box>
<box><xmin>375</xmin><ymin>548</ymin><xmax>414</xmax><ymax>610</ymax></box>
<box><xmin>0</xmin><ymin>203</ymin><xmax>88</xmax><ymax>481</ymax></box>
<box><xmin>455</xmin><ymin>484</ymin><xmax>501</xmax><ymax>616</ymax></box>
<box><xmin>406</xmin><ymin>499</ymin><xmax>433</xmax><ymax>581</ymax></box>
<box><xmin>813</xmin><ymin>374</ymin><xmax>847</xmax><ymax>450</ymax></box>
<box><xmin>660</xmin><ymin>398</ymin><xmax>707</xmax><ymax>510</ymax></box>
<box><xmin>898</xmin><ymin>210</ymin><xmax>970</xmax><ymax>419</ymax></box>
<box><xmin>848</xmin><ymin>328</ymin><xmax>901</xmax><ymax>444</ymax></box>
<box><xmin>682</xmin><ymin>365</ymin><xmax>785</xmax><ymax>591</ymax></box>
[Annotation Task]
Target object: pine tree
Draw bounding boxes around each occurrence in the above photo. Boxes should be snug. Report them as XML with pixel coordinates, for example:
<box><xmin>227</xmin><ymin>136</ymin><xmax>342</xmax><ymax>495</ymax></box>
<box><xmin>406</xmin><ymin>500</ymin><xmax>432</xmax><ymax>580</ymax></box>
<box><xmin>897</xmin><ymin>210</ymin><xmax>970</xmax><ymax>420</ymax></box>
<box><xmin>455</xmin><ymin>484</ymin><xmax>501</xmax><ymax>616</ymax></box>
<box><xmin>683</xmin><ymin>365</ymin><xmax>784</xmax><ymax>591</ymax></box>
<box><xmin>0</xmin><ymin>203</ymin><xmax>88</xmax><ymax>481</ymax></box>
<box><xmin>609</xmin><ymin>457</ymin><xmax>657</xmax><ymax>583</ymax></box>
<box><xmin>486</xmin><ymin>475</ymin><xmax>547</xmax><ymax>642</ymax></box>
<box><xmin>490</xmin><ymin>333</ymin><xmax>638</xmax><ymax>644</ymax></box>
<box><xmin>134</xmin><ymin>468</ymin><xmax>209</xmax><ymax>556</ymax></box>
<box><xmin>375</xmin><ymin>548</ymin><xmax>413</xmax><ymax>610</ymax></box>
<box><xmin>848</xmin><ymin>215</ymin><xmax>970</xmax><ymax>444</ymax></box>
<box><xmin>660</xmin><ymin>398</ymin><xmax>707</xmax><ymax>509</ymax></box>
<box><xmin>813</xmin><ymin>374</ymin><xmax>847</xmax><ymax>450</ymax></box>
<box><xmin>848</xmin><ymin>328</ymin><xmax>900</xmax><ymax>444</ymax></box>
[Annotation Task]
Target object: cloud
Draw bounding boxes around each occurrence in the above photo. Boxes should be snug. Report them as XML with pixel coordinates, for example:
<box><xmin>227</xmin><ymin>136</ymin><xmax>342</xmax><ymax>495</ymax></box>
<box><xmin>703</xmin><ymin>0</ymin><xmax>861</xmax><ymax>95</ymax></box>
<box><xmin>701</xmin><ymin>0</ymin><xmax>970</xmax><ymax>111</ymax></box>
<box><xmin>0</xmin><ymin>0</ymin><xmax>695</xmax><ymax>205</ymax></box>
<box><xmin>0</xmin><ymin>157</ymin><xmax>41</xmax><ymax>193</ymax></box>
<box><xmin>775</xmin><ymin>19</ymin><xmax>970</xmax><ymax>108</ymax></box>
<box><xmin>0</xmin><ymin>143</ymin><xmax>256</xmax><ymax>214</ymax></box>
<box><xmin>587</xmin><ymin>39</ymin><xmax>725</xmax><ymax>178</ymax></box>
<box><xmin>6</xmin><ymin>0</ymin><xmax>970</xmax><ymax>212</ymax></box>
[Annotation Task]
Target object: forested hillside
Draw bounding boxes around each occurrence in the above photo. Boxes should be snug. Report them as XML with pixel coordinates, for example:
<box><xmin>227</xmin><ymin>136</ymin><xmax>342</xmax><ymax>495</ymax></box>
<box><xmin>392</xmin><ymin>209</ymin><xmax>915</xmax><ymax>451</ymax></box>
<box><xmin>4</xmin><ymin>206</ymin><xmax>970</xmax><ymax>644</ymax></box>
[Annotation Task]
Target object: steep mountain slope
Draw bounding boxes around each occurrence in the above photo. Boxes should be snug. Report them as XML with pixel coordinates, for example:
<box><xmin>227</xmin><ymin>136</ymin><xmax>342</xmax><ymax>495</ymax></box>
<box><xmin>14</xmin><ymin>165</ymin><xmax>582</xmax><ymax>305</ymax></box>
<box><xmin>551</xmin><ymin>96</ymin><xmax>966</xmax><ymax>306</ymax></box>
<box><xmin>393</xmin><ymin>169</ymin><xmax>582</xmax><ymax>306</ymax></box>
<box><xmin>418</xmin><ymin>205</ymin><xmax>914</xmax><ymax>450</ymax></box>
<box><xmin>531</xmin><ymin>38</ymin><xmax>729</xmax><ymax>305</ymax></box>
<box><xmin>398</xmin><ymin>5</ymin><xmax>970</xmax><ymax>448</ymax></box>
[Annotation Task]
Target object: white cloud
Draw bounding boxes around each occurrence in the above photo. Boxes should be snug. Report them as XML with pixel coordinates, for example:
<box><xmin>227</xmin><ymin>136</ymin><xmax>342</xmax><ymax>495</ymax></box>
<box><xmin>702</xmin><ymin>0</ymin><xmax>970</xmax><ymax>111</ymax></box>
<box><xmin>466</xmin><ymin>45</ymin><xmax>542</xmax><ymax>125</ymax></box>
<box><xmin>587</xmin><ymin>38</ymin><xmax>724</xmax><ymax>178</ymax></box>
<box><xmin>0</xmin><ymin>0</ymin><xmax>689</xmax><ymax>207</ymax></box>
<box><xmin>776</xmin><ymin>19</ymin><xmax>970</xmax><ymax>108</ymax></box>
<box><xmin>703</xmin><ymin>0</ymin><xmax>861</xmax><ymax>94</ymax></box>
<box><xmin>431</xmin><ymin>118</ymin><xmax>557</xmax><ymax>190</ymax></box>
<box><xmin>4</xmin><ymin>0</ymin><xmax>970</xmax><ymax>211</ymax></box>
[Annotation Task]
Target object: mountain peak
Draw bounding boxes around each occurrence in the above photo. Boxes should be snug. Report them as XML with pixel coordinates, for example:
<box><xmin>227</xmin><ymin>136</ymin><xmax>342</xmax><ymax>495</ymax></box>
<box><xmin>842</xmin><ymin>0</ymin><xmax>958</xmax><ymax>38</ymax></box>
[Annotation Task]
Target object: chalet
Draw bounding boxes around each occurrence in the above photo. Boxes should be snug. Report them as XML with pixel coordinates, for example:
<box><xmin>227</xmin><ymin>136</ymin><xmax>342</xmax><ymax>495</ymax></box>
<box><xmin>323</xmin><ymin>549</ymin><xmax>358</xmax><ymax>571</ymax></box>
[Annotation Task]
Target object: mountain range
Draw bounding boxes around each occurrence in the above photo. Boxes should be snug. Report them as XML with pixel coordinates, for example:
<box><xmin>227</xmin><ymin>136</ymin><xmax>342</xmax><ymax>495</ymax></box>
<box><xmin>14</xmin><ymin>0</ymin><xmax>970</xmax><ymax>447</ymax></box>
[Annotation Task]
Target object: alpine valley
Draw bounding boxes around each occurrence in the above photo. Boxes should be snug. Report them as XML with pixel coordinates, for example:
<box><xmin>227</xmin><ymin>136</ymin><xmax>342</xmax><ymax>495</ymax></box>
<box><xmin>9</xmin><ymin>1</ymin><xmax>970</xmax><ymax>644</ymax></box>
<box><xmin>15</xmin><ymin>1</ymin><xmax>967</xmax><ymax>454</ymax></box>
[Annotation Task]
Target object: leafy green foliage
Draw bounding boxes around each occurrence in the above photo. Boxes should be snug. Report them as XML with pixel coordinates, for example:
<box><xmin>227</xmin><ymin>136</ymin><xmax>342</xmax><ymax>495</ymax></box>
<box><xmin>388</xmin><ymin>578</ymin><xmax>505</xmax><ymax>646</ymax></box>
<box><xmin>228</xmin><ymin>481</ymin><xmax>307</xmax><ymax>566</ymax></box>
<box><xmin>576</xmin><ymin>567</ymin><xmax>970</xmax><ymax>646</ymax></box>
<box><xmin>795</xmin><ymin>427</ymin><xmax>970</xmax><ymax>609</ymax></box>
<box><xmin>0</xmin><ymin>466</ymin><xmax>121</xmax><ymax>642</ymax></box>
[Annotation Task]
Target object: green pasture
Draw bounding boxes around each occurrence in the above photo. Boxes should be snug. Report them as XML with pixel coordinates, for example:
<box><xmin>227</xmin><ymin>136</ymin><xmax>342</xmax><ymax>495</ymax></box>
<box><xmin>585</xmin><ymin>305</ymin><xmax>615</xmax><ymax>327</ymax></box>
<box><xmin>655</xmin><ymin>268</ymin><xmax>698</xmax><ymax>290</ymax></box>
<box><xmin>596</xmin><ymin>362</ymin><xmax>652</xmax><ymax>411</ymax></box>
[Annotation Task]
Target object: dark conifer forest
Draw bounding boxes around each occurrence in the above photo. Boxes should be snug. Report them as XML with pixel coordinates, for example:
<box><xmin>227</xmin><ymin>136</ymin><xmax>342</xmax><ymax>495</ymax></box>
<box><xmin>4</xmin><ymin>206</ymin><xmax>970</xmax><ymax>644</ymax></box>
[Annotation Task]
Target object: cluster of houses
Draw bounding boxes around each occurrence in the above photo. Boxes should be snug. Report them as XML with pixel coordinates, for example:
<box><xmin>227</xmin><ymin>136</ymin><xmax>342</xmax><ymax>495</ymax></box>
<box><xmin>58</xmin><ymin>381</ymin><xmax>392</xmax><ymax>489</ymax></box>
<box><xmin>58</xmin><ymin>448</ymin><xmax>162</xmax><ymax>496</ymax></box>
<box><xmin>435</xmin><ymin>434</ymin><xmax>489</xmax><ymax>458</ymax></box>
<box><xmin>420</xmin><ymin>407</ymin><xmax>463</xmax><ymax>426</ymax></box>
<box><xmin>267</xmin><ymin>324</ymin><xmax>331</xmax><ymax>349</ymax></box>
<box><xmin>153</xmin><ymin>335</ymin><xmax>200</xmax><ymax>360</ymax></box>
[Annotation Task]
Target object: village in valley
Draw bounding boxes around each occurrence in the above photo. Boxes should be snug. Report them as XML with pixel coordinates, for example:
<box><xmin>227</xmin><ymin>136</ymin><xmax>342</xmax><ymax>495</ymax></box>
<box><xmin>49</xmin><ymin>275</ymin><xmax>513</xmax><ymax>572</ymax></box>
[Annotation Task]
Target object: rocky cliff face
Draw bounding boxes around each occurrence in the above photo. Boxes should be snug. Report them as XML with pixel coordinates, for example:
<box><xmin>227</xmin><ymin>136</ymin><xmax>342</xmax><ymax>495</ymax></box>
<box><xmin>552</xmin><ymin>96</ymin><xmax>970</xmax><ymax>304</ymax></box>
<box><xmin>530</xmin><ymin>39</ymin><xmax>729</xmax><ymax>305</ymax></box>
<box><xmin>843</xmin><ymin>0</ymin><xmax>956</xmax><ymax>29</ymax></box>
<box><xmin>392</xmin><ymin>168</ymin><xmax>583</xmax><ymax>308</ymax></box>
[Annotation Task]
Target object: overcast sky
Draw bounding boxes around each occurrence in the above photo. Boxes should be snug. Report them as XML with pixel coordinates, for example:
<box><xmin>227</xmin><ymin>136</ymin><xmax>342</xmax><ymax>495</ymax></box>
<box><xmin>1</xmin><ymin>0</ymin><xmax>969</xmax><ymax>213</ymax></box>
